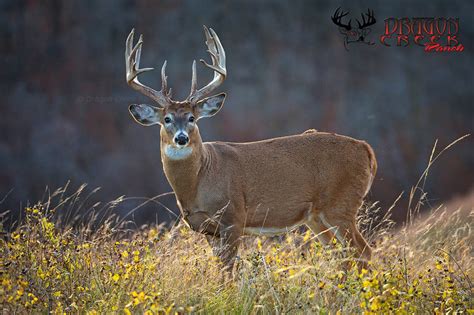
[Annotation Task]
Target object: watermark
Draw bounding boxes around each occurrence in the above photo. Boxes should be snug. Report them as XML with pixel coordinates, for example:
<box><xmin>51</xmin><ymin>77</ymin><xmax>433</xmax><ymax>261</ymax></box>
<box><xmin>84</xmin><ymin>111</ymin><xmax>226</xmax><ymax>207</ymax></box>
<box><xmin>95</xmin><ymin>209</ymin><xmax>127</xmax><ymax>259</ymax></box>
<box><xmin>331</xmin><ymin>8</ymin><xmax>376</xmax><ymax>51</ymax></box>
<box><xmin>75</xmin><ymin>95</ymin><xmax>138</xmax><ymax>104</ymax></box>
<box><xmin>331</xmin><ymin>8</ymin><xmax>464</xmax><ymax>53</ymax></box>
<box><xmin>380</xmin><ymin>18</ymin><xmax>464</xmax><ymax>52</ymax></box>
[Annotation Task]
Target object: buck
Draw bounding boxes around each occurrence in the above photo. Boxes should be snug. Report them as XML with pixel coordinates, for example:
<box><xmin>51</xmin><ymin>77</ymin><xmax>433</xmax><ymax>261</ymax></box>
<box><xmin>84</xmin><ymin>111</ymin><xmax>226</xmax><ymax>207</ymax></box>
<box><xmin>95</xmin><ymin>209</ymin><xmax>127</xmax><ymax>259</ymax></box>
<box><xmin>125</xmin><ymin>26</ymin><xmax>377</xmax><ymax>272</ymax></box>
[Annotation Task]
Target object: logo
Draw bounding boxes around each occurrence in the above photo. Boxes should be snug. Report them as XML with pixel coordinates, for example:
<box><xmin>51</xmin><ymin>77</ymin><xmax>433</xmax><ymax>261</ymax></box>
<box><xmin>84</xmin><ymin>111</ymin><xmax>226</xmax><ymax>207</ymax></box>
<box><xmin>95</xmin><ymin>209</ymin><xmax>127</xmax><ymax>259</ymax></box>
<box><xmin>331</xmin><ymin>7</ymin><xmax>464</xmax><ymax>53</ymax></box>
<box><xmin>381</xmin><ymin>18</ymin><xmax>464</xmax><ymax>52</ymax></box>
<box><xmin>331</xmin><ymin>7</ymin><xmax>376</xmax><ymax>50</ymax></box>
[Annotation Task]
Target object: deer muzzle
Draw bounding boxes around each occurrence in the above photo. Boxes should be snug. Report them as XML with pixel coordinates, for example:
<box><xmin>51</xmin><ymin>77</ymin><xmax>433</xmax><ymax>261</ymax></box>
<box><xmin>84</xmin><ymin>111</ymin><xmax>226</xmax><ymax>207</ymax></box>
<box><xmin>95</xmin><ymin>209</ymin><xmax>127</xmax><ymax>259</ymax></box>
<box><xmin>174</xmin><ymin>132</ymin><xmax>189</xmax><ymax>146</ymax></box>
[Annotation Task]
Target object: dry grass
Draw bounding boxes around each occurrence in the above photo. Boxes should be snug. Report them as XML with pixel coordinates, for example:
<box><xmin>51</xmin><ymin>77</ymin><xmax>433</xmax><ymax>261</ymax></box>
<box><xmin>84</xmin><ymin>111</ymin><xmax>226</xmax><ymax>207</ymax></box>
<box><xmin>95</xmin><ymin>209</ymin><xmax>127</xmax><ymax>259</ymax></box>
<box><xmin>1</xmin><ymin>137</ymin><xmax>473</xmax><ymax>314</ymax></box>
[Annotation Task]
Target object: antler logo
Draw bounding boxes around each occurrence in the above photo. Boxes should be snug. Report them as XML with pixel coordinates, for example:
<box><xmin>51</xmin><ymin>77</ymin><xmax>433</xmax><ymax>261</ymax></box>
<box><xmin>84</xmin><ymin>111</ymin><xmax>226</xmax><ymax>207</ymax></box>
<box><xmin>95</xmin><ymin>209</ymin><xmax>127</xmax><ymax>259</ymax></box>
<box><xmin>331</xmin><ymin>7</ymin><xmax>376</xmax><ymax>50</ymax></box>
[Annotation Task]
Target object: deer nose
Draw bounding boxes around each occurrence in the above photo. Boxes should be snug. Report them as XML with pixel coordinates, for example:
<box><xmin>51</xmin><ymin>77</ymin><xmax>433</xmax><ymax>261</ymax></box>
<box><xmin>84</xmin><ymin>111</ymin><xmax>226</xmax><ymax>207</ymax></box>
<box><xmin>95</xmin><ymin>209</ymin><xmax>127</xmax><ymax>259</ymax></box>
<box><xmin>174</xmin><ymin>133</ymin><xmax>189</xmax><ymax>146</ymax></box>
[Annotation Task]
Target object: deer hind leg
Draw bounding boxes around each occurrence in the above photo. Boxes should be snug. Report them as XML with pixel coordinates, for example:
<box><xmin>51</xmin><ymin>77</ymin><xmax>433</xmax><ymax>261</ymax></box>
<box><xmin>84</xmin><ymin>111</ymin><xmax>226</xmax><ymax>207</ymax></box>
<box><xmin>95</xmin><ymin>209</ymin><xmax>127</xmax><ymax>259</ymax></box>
<box><xmin>306</xmin><ymin>216</ymin><xmax>335</xmax><ymax>246</ymax></box>
<box><xmin>318</xmin><ymin>211</ymin><xmax>372</xmax><ymax>267</ymax></box>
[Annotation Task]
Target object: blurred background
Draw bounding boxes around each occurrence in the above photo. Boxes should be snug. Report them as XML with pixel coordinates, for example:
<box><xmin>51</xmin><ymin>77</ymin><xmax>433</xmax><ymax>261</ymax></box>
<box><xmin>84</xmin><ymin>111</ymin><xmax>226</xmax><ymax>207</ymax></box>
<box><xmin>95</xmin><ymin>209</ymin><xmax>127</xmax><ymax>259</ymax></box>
<box><xmin>1</xmin><ymin>0</ymin><xmax>473</xmax><ymax>227</ymax></box>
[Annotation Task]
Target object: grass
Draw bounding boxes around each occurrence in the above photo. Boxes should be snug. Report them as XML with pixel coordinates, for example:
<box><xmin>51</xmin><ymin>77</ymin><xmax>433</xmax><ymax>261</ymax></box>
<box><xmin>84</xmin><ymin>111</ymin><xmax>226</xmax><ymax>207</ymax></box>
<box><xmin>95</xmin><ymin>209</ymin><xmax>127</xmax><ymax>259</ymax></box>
<box><xmin>1</xmin><ymin>136</ymin><xmax>473</xmax><ymax>314</ymax></box>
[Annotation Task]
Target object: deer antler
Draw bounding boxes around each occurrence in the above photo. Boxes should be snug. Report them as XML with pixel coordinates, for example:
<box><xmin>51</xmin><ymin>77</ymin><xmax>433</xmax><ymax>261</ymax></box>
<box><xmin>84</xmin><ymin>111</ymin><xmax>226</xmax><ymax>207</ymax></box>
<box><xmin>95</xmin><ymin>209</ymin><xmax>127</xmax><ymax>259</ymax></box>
<box><xmin>187</xmin><ymin>26</ymin><xmax>227</xmax><ymax>103</ymax></box>
<box><xmin>331</xmin><ymin>7</ymin><xmax>352</xmax><ymax>31</ymax></box>
<box><xmin>125</xmin><ymin>29</ymin><xmax>172</xmax><ymax>107</ymax></box>
<box><xmin>356</xmin><ymin>9</ymin><xmax>376</xmax><ymax>29</ymax></box>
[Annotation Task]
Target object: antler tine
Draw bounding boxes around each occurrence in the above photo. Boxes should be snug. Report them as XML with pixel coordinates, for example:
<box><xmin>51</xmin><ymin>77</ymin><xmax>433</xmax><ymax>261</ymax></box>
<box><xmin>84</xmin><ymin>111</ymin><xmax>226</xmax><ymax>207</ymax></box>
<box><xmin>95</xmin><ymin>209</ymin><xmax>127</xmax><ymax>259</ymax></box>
<box><xmin>125</xmin><ymin>29</ymin><xmax>171</xmax><ymax>107</ymax></box>
<box><xmin>357</xmin><ymin>12</ymin><xmax>366</xmax><ymax>28</ymax></box>
<box><xmin>200</xmin><ymin>26</ymin><xmax>219</xmax><ymax>72</ymax></box>
<box><xmin>187</xmin><ymin>26</ymin><xmax>227</xmax><ymax>103</ymax></box>
<box><xmin>356</xmin><ymin>9</ymin><xmax>376</xmax><ymax>29</ymax></box>
<box><xmin>331</xmin><ymin>7</ymin><xmax>352</xmax><ymax>30</ymax></box>
<box><xmin>161</xmin><ymin>60</ymin><xmax>171</xmax><ymax>97</ymax></box>
<box><xmin>337</xmin><ymin>7</ymin><xmax>349</xmax><ymax>18</ymax></box>
<box><xmin>126</xmin><ymin>28</ymin><xmax>133</xmax><ymax>59</ymax></box>
<box><xmin>208</xmin><ymin>28</ymin><xmax>226</xmax><ymax>75</ymax></box>
<box><xmin>189</xmin><ymin>60</ymin><xmax>197</xmax><ymax>97</ymax></box>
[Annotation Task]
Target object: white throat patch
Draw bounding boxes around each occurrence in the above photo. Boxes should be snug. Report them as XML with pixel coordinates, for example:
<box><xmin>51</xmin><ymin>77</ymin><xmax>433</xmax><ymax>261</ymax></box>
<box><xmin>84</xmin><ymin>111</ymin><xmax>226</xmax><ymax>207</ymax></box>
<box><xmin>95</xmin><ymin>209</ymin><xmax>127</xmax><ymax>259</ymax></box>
<box><xmin>163</xmin><ymin>145</ymin><xmax>193</xmax><ymax>160</ymax></box>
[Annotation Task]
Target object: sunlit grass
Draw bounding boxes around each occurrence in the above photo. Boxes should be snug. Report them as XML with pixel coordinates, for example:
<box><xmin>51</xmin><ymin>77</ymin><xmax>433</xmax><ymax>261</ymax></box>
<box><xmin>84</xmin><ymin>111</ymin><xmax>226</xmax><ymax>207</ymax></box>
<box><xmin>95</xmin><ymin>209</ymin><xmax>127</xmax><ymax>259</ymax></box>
<box><xmin>1</xmin><ymin>190</ymin><xmax>472</xmax><ymax>314</ymax></box>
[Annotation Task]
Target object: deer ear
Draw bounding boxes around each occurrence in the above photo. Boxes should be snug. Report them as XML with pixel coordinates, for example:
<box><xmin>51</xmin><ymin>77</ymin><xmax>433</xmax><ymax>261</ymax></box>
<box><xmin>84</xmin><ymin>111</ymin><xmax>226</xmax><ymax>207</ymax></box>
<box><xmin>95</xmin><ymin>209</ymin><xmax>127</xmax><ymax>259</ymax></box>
<box><xmin>195</xmin><ymin>93</ymin><xmax>226</xmax><ymax>119</ymax></box>
<box><xmin>129</xmin><ymin>104</ymin><xmax>163</xmax><ymax>126</ymax></box>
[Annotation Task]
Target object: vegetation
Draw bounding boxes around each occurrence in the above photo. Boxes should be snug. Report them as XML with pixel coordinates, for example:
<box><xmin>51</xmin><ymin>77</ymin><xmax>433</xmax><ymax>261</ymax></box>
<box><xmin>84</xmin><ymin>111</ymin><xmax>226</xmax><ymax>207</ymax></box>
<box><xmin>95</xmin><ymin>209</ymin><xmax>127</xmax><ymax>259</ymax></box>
<box><xmin>1</xmin><ymin>138</ymin><xmax>472</xmax><ymax>314</ymax></box>
<box><xmin>1</xmin><ymin>193</ymin><xmax>472</xmax><ymax>314</ymax></box>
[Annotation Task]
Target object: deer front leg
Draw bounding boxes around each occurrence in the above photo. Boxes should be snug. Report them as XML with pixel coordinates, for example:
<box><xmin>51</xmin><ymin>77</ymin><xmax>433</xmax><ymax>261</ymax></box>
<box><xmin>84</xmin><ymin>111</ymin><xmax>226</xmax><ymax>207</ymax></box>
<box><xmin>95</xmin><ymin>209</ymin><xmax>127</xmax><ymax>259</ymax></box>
<box><xmin>201</xmin><ymin>201</ymin><xmax>243</xmax><ymax>277</ymax></box>
<box><xmin>205</xmin><ymin>235</ymin><xmax>220</xmax><ymax>257</ymax></box>
<box><xmin>206</xmin><ymin>225</ymin><xmax>241</xmax><ymax>275</ymax></box>
<box><xmin>218</xmin><ymin>225</ymin><xmax>241</xmax><ymax>273</ymax></box>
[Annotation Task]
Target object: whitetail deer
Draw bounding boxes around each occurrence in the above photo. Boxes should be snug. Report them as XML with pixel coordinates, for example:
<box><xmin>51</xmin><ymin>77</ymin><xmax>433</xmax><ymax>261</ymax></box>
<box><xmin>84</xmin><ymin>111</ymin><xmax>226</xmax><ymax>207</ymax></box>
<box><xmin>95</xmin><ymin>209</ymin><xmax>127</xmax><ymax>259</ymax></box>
<box><xmin>125</xmin><ymin>26</ymin><xmax>377</xmax><ymax>272</ymax></box>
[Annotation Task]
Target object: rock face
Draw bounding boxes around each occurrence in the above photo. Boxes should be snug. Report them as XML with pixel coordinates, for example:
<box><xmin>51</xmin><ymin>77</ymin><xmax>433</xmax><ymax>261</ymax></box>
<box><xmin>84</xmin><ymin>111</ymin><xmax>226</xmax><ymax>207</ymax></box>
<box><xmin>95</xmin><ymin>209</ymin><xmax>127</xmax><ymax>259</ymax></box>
<box><xmin>0</xmin><ymin>1</ymin><xmax>472</xmax><ymax>225</ymax></box>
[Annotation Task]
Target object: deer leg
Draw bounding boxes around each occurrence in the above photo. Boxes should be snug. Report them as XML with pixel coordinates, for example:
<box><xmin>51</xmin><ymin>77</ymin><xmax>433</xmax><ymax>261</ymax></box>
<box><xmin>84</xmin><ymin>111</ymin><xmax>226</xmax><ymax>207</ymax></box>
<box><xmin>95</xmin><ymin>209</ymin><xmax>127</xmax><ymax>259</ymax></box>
<box><xmin>318</xmin><ymin>212</ymin><xmax>347</xmax><ymax>246</ymax></box>
<box><xmin>306</xmin><ymin>216</ymin><xmax>335</xmax><ymax>245</ymax></box>
<box><xmin>205</xmin><ymin>235</ymin><xmax>221</xmax><ymax>257</ymax></box>
<box><xmin>168</xmin><ymin>219</ymin><xmax>187</xmax><ymax>243</ymax></box>
<box><xmin>319</xmin><ymin>212</ymin><xmax>372</xmax><ymax>268</ymax></box>
<box><xmin>351</xmin><ymin>224</ymin><xmax>372</xmax><ymax>262</ymax></box>
<box><xmin>215</xmin><ymin>225</ymin><xmax>241</xmax><ymax>274</ymax></box>
<box><xmin>342</xmin><ymin>222</ymin><xmax>371</xmax><ymax>270</ymax></box>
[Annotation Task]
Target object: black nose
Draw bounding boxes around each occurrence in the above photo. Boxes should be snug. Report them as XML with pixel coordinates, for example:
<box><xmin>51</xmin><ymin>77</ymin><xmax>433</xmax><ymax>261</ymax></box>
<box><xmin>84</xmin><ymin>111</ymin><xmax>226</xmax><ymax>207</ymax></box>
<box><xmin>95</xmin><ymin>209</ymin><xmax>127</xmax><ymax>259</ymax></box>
<box><xmin>174</xmin><ymin>134</ymin><xmax>189</xmax><ymax>145</ymax></box>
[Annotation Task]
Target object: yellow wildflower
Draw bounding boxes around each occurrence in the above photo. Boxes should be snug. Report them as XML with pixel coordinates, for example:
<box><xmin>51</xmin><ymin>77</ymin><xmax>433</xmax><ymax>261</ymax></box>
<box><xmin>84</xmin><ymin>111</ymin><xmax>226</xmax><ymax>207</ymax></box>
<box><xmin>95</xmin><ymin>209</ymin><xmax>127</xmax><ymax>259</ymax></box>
<box><xmin>112</xmin><ymin>273</ymin><xmax>120</xmax><ymax>282</ymax></box>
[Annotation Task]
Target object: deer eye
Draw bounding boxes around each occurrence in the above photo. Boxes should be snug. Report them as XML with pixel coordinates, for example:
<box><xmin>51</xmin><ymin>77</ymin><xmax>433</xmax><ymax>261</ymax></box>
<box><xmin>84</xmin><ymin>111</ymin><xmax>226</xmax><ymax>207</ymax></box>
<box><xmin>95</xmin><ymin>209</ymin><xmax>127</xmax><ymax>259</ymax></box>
<box><xmin>164</xmin><ymin>117</ymin><xmax>171</xmax><ymax>124</ymax></box>
<box><xmin>188</xmin><ymin>116</ymin><xmax>195</xmax><ymax>123</ymax></box>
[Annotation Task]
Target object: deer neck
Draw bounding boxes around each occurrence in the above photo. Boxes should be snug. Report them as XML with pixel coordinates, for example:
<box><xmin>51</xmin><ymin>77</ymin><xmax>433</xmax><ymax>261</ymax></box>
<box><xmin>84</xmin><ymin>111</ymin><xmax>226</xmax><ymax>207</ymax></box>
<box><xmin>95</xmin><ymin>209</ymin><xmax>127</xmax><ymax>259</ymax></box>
<box><xmin>160</xmin><ymin>130</ymin><xmax>207</xmax><ymax>207</ymax></box>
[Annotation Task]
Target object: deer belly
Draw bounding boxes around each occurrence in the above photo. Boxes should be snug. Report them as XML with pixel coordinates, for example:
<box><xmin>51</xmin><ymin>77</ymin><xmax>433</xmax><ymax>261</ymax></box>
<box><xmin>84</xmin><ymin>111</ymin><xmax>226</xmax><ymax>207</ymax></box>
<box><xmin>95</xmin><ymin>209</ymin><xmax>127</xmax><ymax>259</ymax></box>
<box><xmin>242</xmin><ymin>201</ymin><xmax>315</xmax><ymax>236</ymax></box>
<box><xmin>243</xmin><ymin>222</ymin><xmax>304</xmax><ymax>236</ymax></box>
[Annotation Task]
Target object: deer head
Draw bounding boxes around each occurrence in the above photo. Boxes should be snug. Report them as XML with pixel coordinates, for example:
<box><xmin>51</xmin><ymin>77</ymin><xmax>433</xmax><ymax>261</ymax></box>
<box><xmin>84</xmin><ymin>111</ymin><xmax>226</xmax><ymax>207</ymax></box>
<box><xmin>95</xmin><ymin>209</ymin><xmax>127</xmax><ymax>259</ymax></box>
<box><xmin>125</xmin><ymin>26</ymin><xmax>226</xmax><ymax>151</ymax></box>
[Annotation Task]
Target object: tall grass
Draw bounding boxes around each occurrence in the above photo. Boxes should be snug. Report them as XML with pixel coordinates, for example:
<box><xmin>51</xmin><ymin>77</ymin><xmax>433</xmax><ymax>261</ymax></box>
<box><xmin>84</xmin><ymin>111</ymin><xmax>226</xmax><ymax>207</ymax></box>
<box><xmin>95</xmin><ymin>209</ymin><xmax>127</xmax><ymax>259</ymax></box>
<box><xmin>1</xmin><ymin>136</ymin><xmax>472</xmax><ymax>314</ymax></box>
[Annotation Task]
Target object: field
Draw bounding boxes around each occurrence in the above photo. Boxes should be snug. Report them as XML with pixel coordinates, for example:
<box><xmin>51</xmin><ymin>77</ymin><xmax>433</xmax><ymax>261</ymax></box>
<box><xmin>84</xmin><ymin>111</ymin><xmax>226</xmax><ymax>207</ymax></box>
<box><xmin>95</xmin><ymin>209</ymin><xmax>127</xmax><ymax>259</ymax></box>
<box><xmin>1</xmin><ymin>140</ymin><xmax>473</xmax><ymax>314</ymax></box>
<box><xmin>1</xmin><ymin>190</ymin><xmax>472</xmax><ymax>314</ymax></box>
